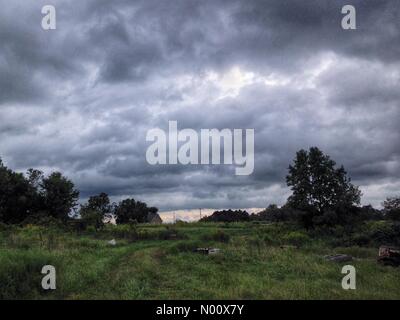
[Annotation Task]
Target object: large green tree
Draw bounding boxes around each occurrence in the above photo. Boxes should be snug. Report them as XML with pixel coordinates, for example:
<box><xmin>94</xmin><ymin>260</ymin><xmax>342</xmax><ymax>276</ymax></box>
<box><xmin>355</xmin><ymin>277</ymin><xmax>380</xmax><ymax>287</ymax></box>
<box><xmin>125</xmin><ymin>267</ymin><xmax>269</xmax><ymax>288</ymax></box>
<box><xmin>115</xmin><ymin>198</ymin><xmax>156</xmax><ymax>224</ymax></box>
<box><xmin>383</xmin><ymin>196</ymin><xmax>400</xmax><ymax>221</ymax></box>
<box><xmin>41</xmin><ymin>172</ymin><xmax>79</xmax><ymax>221</ymax></box>
<box><xmin>0</xmin><ymin>158</ymin><xmax>35</xmax><ymax>223</ymax></box>
<box><xmin>80</xmin><ymin>192</ymin><xmax>113</xmax><ymax>229</ymax></box>
<box><xmin>286</xmin><ymin>147</ymin><xmax>361</xmax><ymax>213</ymax></box>
<box><xmin>82</xmin><ymin>192</ymin><xmax>112</xmax><ymax>216</ymax></box>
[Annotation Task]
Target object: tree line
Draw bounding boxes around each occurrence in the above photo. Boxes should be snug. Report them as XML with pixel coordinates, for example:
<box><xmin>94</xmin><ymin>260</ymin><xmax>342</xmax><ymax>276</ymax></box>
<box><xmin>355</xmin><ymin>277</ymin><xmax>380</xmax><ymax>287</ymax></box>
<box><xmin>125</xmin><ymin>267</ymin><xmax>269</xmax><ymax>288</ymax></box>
<box><xmin>1</xmin><ymin>147</ymin><xmax>399</xmax><ymax>228</ymax></box>
<box><xmin>0</xmin><ymin>158</ymin><xmax>160</xmax><ymax>228</ymax></box>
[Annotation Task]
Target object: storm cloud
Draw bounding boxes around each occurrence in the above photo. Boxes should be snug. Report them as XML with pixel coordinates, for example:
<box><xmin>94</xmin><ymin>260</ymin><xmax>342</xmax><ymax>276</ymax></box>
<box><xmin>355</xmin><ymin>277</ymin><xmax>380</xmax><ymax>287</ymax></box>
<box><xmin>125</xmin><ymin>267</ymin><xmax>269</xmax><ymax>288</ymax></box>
<box><xmin>1</xmin><ymin>0</ymin><xmax>399</xmax><ymax>215</ymax></box>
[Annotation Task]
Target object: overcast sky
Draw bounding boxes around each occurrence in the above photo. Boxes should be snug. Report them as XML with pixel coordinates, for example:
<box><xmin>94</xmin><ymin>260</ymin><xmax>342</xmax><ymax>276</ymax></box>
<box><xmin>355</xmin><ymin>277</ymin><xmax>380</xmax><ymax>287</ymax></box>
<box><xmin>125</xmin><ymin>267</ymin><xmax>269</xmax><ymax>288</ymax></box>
<box><xmin>1</xmin><ymin>0</ymin><xmax>399</xmax><ymax>216</ymax></box>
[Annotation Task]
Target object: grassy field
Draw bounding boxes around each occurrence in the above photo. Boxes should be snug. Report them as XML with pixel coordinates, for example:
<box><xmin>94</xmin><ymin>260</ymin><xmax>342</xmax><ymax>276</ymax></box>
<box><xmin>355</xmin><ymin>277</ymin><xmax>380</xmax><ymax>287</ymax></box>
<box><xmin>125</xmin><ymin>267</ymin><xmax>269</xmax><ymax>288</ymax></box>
<box><xmin>0</xmin><ymin>221</ymin><xmax>399</xmax><ymax>300</ymax></box>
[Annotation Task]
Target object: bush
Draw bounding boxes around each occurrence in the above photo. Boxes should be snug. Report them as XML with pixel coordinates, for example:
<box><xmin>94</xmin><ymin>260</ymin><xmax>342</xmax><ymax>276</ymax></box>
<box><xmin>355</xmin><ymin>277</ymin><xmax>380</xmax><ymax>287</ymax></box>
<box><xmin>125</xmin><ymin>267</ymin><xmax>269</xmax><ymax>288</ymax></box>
<box><xmin>351</xmin><ymin>233</ymin><xmax>370</xmax><ymax>246</ymax></box>
<box><xmin>201</xmin><ymin>230</ymin><xmax>230</xmax><ymax>243</ymax></box>
<box><xmin>282</xmin><ymin>231</ymin><xmax>310</xmax><ymax>247</ymax></box>
<box><xmin>200</xmin><ymin>210</ymin><xmax>250</xmax><ymax>222</ymax></box>
<box><xmin>253</xmin><ymin>205</ymin><xmax>305</xmax><ymax>223</ymax></box>
<box><xmin>262</xmin><ymin>233</ymin><xmax>277</xmax><ymax>245</ymax></box>
<box><xmin>383</xmin><ymin>197</ymin><xmax>400</xmax><ymax>221</ymax></box>
<box><xmin>169</xmin><ymin>240</ymin><xmax>203</xmax><ymax>254</ymax></box>
<box><xmin>368</xmin><ymin>222</ymin><xmax>400</xmax><ymax>246</ymax></box>
<box><xmin>157</xmin><ymin>227</ymin><xmax>186</xmax><ymax>240</ymax></box>
<box><xmin>21</xmin><ymin>213</ymin><xmax>62</xmax><ymax>228</ymax></box>
<box><xmin>80</xmin><ymin>209</ymin><xmax>104</xmax><ymax>231</ymax></box>
<box><xmin>364</xmin><ymin>220</ymin><xmax>392</xmax><ymax>234</ymax></box>
<box><xmin>332</xmin><ymin>221</ymin><xmax>400</xmax><ymax>247</ymax></box>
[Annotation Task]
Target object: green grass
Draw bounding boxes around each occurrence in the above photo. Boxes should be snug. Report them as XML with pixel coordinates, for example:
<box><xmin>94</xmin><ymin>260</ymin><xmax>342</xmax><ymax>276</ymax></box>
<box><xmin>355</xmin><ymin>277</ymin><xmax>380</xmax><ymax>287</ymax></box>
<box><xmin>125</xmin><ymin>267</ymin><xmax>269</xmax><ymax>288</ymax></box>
<box><xmin>0</xmin><ymin>222</ymin><xmax>399</xmax><ymax>300</ymax></box>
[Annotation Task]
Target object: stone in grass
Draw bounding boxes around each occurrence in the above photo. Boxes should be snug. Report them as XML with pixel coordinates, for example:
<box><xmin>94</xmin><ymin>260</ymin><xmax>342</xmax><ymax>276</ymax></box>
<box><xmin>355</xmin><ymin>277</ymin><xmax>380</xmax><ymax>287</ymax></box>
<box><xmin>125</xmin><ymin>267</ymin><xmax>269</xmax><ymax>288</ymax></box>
<box><xmin>208</xmin><ymin>248</ymin><xmax>221</xmax><ymax>255</ymax></box>
<box><xmin>194</xmin><ymin>247</ymin><xmax>221</xmax><ymax>255</ymax></box>
<box><xmin>107</xmin><ymin>239</ymin><xmax>117</xmax><ymax>246</ymax></box>
<box><xmin>324</xmin><ymin>254</ymin><xmax>353</xmax><ymax>262</ymax></box>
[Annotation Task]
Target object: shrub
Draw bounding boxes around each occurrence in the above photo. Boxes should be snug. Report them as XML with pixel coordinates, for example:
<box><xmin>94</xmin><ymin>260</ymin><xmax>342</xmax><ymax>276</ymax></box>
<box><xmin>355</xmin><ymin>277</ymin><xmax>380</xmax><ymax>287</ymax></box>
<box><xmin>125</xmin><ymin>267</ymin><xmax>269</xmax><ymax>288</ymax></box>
<box><xmin>157</xmin><ymin>227</ymin><xmax>186</xmax><ymax>240</ymax></box>
<box><xmin>86</xmin><ymin>225</ymin><xmax>96</xmax><ymax>234</ymax></box>
<box><xmin>368</xmin><ymin>222</ymin><xmax>400</xmax><ymax>246</ymax></box>
<box><xmin>22</xmin><ymin>213</ymin><xmax>62</xmax><ymax>227</ymax></box>
<box><xmin>282</xmin><ymin>231</ymin><xmax>310</xmax><ymax>246</ymax></box>
<box><xmin>80</xmin><ymin>209</ymin><xmax>104</xmax><ymax>231</ymax></box>
<box><xmin>253</xmin><ymin>205</ymin><xmax>305</xmax><ymax>223</ymax></box>
<box><xmin>169</xmin><ymin>240</ymin><xmax>202</xmax><ymax>254</ymax></box>
<box><xmin>201</xmin><ymin>230</ymin><xmax>230</xmax><ymax>243</ymax></box>
<box><xmin>262</xmin><ymin>233</ymin><xmax>276</xmax><ymax>245</ymax></box>
<box><xmin>364</xmin><ymin>220</ymin><xmax>392</xmax><ymax>234</ymax></box>
<box><xmin>200</xmin><ymin>210</ymin><xmax>250</xmax><ymax>222</ymax></box>
<box><xmin>383</xmin><ymin>197</ymin><xmax>400</xmax><ymax>221</ymax></box>
<box><xmin>351</xmin><ymin>233</ymin><xmax>370</xmax><ymax>246</ymax></box>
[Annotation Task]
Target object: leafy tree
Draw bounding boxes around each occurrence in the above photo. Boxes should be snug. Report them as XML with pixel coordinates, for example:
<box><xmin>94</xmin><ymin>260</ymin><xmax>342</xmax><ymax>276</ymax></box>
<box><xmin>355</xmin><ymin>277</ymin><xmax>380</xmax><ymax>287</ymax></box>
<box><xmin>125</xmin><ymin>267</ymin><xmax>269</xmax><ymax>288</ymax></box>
<box><xmin>83</xmin><ymin>192</ymin><xmax>112</xmax><ymax>217</ymax></box>
<box><xmin>79</xmin><ymin>192</ymin><xmax>113</xmax><ymax>229</ymax></box>
<box><xmin>286</xmin><ymin>147</ymin><xmax>361</xmax><ymax>225</ymax></box>
<box><xmin>26</xmin><ymin>168</ymin><xmax>44</xmax><ymax>189</ymax></box>
<box><xmin>383</xmin><ymin>196</ymin><xmax>400</xmax><ymax>220</ymax></box>
<box><xmin>25</xmin><ymin>168</ymin><xmax>45</xmax><ymax>214</ymax></box>
<box><xmin>0</xmin><ymin>158</ymin><xmax>35</xmax><ymax>223</ymax></box>
<box><xmin>41</xmin><ymin>172</ymin><xmax>79</xmax><ymax>221</ymax></box>
<box><xmin>115</xmin><ymin>198</ymin><xmax>156</xmax><ymax>224</ymax></box>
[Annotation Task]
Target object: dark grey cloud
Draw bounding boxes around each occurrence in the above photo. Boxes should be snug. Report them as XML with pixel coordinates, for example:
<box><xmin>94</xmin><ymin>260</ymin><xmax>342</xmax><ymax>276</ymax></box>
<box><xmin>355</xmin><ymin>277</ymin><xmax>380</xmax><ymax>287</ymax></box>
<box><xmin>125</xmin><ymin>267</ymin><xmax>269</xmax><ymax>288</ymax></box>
<box><xmin>0</xmin><ymin>0</ymin><xmax>399</xmax><ymax>212</ymax></box>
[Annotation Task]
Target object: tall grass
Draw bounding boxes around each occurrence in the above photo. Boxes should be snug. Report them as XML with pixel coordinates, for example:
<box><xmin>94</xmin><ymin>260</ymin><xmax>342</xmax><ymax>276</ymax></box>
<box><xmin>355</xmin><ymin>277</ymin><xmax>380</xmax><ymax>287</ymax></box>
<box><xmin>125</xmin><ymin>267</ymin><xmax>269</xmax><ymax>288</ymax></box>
<box><xmin>0</xmin><ymin>221</ymin><xmax>399</xmax><ymax>299</ymax></box>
